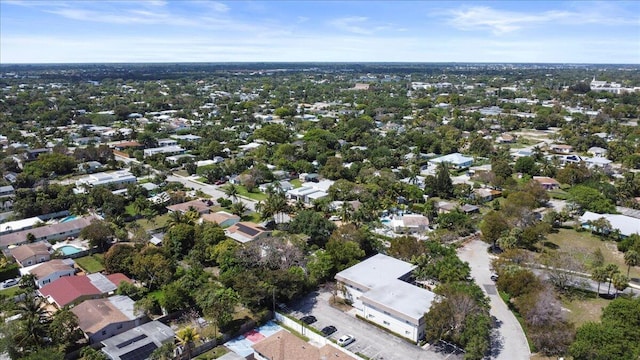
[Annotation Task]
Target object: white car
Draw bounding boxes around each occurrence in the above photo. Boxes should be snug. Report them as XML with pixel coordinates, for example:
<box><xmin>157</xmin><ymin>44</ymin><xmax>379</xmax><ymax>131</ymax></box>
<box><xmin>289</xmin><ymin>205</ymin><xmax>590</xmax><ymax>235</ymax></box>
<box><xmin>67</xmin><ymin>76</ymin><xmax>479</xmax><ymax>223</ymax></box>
<box><xmin>337</xmin><ymin>334</ymin><xmax>355</xmax><ymax>347</ymax></box>
<box><xmin>1</xmin><ymin>278</ymin><xmax>19</xmax><ymax>288</ymax></box>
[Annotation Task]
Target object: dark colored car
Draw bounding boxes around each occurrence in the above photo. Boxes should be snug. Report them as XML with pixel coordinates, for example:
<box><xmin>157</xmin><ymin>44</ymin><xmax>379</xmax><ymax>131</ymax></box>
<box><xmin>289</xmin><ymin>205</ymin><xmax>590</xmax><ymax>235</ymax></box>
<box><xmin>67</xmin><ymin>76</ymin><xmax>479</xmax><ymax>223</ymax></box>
<box><xmin>321</xmin><ymin>325</ymin><xmax>337</xmax><ymax>336</ymax></box>
<box><xmin>300</xmin><ymin>315</ymin><xmax>317</xmax><ymax>325</ymax></box>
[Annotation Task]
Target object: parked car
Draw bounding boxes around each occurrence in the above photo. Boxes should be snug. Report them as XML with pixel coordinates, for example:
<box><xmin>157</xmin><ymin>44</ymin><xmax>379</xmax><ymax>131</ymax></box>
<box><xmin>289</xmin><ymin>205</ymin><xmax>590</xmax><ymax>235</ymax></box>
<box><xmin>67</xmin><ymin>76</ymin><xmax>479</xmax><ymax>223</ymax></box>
<box><xmin>300</xmin><ymin>315</ymin><xmax>317</xmax><ymax>325</ymax></box>
<box><xmin>490</xmin><ymin>273</ymin><xmax>499</xmax><ymax>281</ymax></box>
<box><xmin>321</xmin><ymin>325</ymin><xmax>337</xmax><ymax>336</ymax></box>
<box><xmin>2</xmin><ymin>278</ymin><xmax>19</xmax><ymax>289</ymax></box>
<box><xmin>337</xmin><ymin>334</ymin><xmax>355</xmax><ymax>347</ymax></box>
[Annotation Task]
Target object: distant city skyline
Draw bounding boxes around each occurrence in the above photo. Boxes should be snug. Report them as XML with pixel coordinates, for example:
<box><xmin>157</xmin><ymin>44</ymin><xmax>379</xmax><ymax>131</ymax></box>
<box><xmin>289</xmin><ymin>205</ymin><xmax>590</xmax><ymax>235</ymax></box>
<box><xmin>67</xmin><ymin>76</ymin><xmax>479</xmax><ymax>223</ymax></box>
<box><xmin>1</xmin><ymin>0</ymin><xmax>639</xmax><ymax>64</ymax></box>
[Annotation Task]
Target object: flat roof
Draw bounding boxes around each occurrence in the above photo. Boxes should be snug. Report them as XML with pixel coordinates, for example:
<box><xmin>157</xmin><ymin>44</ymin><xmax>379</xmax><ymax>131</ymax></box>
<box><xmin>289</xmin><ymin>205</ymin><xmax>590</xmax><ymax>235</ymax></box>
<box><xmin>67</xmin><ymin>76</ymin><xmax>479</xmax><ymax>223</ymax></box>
<box><xmin>335</xmin><ymin>253</ymin><xmax>415</xmax><ymax>291</ymax></box>
<box><xmin>361</xmin><ymin>280</ymin><xmax>436</xmax><ymax>323</ymax></box>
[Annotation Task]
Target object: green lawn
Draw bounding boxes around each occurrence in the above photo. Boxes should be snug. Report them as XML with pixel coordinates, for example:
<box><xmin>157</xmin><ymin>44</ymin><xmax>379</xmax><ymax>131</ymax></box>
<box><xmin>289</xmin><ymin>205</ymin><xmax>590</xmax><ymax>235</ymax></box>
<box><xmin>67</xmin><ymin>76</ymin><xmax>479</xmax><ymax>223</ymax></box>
<box><xmin>195</xmin><ymin>347</ymin><xmax>228</xmax><ymax>359</ymax></box>
<box><xmin>0</xmin><ymin>285</ymin><xmax>23</xmax><ymax>297</ymax></box>
<box><xmin>542</xmin><ymin>228</ymin><xmax>640</xmax><ymax>280</ymax></box>
<box><xmin>136</xmin><ymin>213</ymin><xmax>171</xmax><ymax>231</ymax></box>
<box><xmin>236</xmin><ymin>186</ymin><xmax>267</xmax><ymax>201</ymax></box>
<box><xmin>75</xmin><ymin>254</ymin><xmax>105</xmax><ymax>273</ymax></box>
<box><xmin>561</xmin><ymin>292</ymin><xmax>609</xmax><ymax>327</ymax></box>
<box><xmin>290</xmin><ymin>179</ymin><xmax>302</xmax><ymax>188</ymax></box>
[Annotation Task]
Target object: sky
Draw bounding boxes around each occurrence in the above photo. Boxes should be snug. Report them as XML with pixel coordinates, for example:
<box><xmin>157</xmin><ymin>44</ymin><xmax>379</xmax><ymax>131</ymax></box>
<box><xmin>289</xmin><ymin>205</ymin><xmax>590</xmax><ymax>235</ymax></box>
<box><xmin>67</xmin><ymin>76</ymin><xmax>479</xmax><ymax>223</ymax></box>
<box><xmin>1</xmin><ymin>0</ymin><xmax>639</xmax><ymax>64</ymax></box>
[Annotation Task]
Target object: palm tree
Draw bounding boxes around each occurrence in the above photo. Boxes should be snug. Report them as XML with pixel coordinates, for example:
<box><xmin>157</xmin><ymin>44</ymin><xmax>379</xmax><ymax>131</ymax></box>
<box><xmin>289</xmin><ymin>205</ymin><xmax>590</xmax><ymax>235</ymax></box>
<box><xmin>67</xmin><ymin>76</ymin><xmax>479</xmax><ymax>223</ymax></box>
<box><xmin>591</xmin><ymin>266</ymin><xmax>608</xmax><ymax>295</ymax></box>
<box><xmin>176</xmin><ymin>326</ymin><xmax>200</xmax><ymax>360</ymax></box>
<box><xmin>604</xmin><ymin>264</ymin><xmax>620</xmax><ymax>294</ymax></box>
<box><xmin>612</xmin><ymin>273</ymin><xmax>629</xmax><ymax>298</ymax></box>
<box><xmin>624</xmin><ymin>250</ymin><xmax>639</xmax><ymax>277</ymax></box>
<box><xmin>340</xmin><ymin>202</ymin><xmax>354</xmax><ymax>223</ymax></box>
<box><xmin>230</xmin><ymin>202</ymin><xmax>248</xmax><ymax>216</ymax></box>
<box><xmin>222</xmin><ymin>183</ymin><xmax>239</xmax><ymax>203</ymax></box>
<box><xmin>150</xmin><ymin>342</ymin><xmax>175</xmax><ymax>360</ymax></box>
<box><xmin>13</xmin><ymin>294</ymin><xmax>51</xmax><ymax>353</ymax></box>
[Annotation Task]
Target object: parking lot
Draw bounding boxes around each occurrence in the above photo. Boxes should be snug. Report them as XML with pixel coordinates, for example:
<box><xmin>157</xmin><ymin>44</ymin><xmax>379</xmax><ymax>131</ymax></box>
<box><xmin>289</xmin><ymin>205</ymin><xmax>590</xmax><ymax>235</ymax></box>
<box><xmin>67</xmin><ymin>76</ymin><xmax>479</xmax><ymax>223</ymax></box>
<box><xmin>286</xmin><ymin>288</ymin><xmax>462</xmax><ymax>360</ymax></box>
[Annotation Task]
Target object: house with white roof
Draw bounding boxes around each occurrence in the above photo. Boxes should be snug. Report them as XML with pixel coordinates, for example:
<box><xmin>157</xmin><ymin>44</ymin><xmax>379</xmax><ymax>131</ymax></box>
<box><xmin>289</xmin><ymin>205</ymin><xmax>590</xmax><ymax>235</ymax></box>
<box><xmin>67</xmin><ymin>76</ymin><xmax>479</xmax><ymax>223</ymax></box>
<box><xmin>580</xmin><ymin>211</ymin><xmax>640</xmax><ymax>237</ymax></box>
<box><xmin>286</xmin><ymin>179</ymin><xmax>334</xmax><ymax>205</ymax></box>
<box><xmin>76</xmin><ymin>170</ymin><xmax>136</xmax><ymax>189</ymax></box>
<box><xmin>335</xmin><ymin>254</ymin><xmax>437</xmax><ymax>342</ymax></box>
<box><xmin>428</xmin><ymin>153</ymin><xmax>473</xmax><ymax>169</ymax></box>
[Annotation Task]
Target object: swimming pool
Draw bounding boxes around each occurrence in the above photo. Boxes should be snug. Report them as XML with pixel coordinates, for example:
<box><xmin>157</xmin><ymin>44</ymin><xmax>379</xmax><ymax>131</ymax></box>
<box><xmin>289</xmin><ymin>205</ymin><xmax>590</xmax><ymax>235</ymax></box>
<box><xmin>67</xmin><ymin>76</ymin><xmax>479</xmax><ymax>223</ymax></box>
<box><xmin>60</xmin><ymin>215</ymin><xmax>79</xmax><ymax>223</ymax></box>
<box><xmin>58</xmin><ymin>245</ymin><xmax>83</xmax><ymax>255</ymax></box>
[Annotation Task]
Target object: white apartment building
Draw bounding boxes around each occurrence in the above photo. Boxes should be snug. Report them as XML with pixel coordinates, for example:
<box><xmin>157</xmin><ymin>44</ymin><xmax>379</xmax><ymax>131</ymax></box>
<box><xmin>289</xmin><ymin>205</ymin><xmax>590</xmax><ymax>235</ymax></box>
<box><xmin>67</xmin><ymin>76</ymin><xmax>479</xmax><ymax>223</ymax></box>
<box><xmin>335</xmin><ymin>254</ymin><xmax>436</xmax><ymax>342</ymax></box>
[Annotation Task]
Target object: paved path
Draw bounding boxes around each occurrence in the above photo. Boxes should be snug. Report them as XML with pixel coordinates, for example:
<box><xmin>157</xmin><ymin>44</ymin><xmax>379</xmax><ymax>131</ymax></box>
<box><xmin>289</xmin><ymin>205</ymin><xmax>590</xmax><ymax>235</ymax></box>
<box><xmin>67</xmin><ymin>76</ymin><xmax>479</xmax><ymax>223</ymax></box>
<box><xmin>457</xmin><ymin>240</ymin><xmax>531</xmax><ymax>360</ymax></box>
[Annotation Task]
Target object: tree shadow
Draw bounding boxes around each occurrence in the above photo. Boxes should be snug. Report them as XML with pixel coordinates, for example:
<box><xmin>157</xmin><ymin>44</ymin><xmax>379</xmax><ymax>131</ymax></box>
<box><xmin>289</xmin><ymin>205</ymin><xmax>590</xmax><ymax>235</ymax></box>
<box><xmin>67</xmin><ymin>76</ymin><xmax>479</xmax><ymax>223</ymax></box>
<box><xmin>542</xmin><ymin>241</ymin><xmax>560</xmax><ymax>250</ymax></box>
<box><xmin>288</xmin><ymin>290</ymin><xmax>320</xmax><ymax>314</ymax></box>
<box><xmin>488</xmin><ymin>316</ymin><xmax>505</xmax><ymax>358</ymax></box>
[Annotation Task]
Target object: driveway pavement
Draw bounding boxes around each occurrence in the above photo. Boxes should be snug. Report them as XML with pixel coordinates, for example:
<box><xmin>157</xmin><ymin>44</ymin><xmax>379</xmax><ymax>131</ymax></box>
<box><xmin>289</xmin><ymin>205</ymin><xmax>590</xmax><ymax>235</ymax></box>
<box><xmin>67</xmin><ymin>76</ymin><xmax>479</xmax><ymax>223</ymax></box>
<box><xmin>287</xmin><ymin>289</ymin><xmax>461</xmax><ymax>360</ymax></box>
<box><xmin>457</xmin><ymin>240</ymin><xmax>531</xmax><ymax>360</ymax></box>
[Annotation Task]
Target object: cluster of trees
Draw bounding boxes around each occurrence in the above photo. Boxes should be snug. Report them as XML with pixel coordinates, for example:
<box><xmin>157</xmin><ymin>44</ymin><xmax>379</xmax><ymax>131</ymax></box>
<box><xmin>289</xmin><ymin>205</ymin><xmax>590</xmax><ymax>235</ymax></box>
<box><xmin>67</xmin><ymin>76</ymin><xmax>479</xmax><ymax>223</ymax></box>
<box><xmin>492</xmin><ymin>258</ymin><xmax>575</xmax><ymax>356</ymax></box>
<box><xmin>411</xmin><ymin>239</ymin><xmax>491</xmax><ymax>360</ymax></box>
<box><xmin>569</xmin><ymin>297</ymin><xmax>640</xmax><ymax>359</ymax></box>
<box><xmin>479</xmin><ymin>180</ymin><xmax>551</xmax><ymax>250</ymax></box>
<box><xmin>0</xmin><ymin>294</ymin><xmax>84</xmax><ymax>360</ymax></box>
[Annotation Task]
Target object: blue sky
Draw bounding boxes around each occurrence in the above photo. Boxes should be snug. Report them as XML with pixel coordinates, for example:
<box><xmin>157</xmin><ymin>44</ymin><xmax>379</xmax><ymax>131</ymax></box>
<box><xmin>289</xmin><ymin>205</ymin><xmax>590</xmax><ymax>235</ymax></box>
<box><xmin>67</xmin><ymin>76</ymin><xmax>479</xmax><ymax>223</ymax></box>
<box><xmin>1</xmin><ymin>1</ymin><xmax>639</xmax><ymax>64</ymax></box>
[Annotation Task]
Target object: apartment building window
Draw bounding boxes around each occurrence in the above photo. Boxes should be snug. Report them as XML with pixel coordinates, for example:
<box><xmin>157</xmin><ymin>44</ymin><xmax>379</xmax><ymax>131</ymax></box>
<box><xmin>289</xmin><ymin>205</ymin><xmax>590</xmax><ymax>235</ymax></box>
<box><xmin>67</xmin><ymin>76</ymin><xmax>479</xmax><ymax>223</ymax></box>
<box><xmin>383</xmin><ymin>321</ymin><xmax>390</xmax><ymax>326</ymax></box>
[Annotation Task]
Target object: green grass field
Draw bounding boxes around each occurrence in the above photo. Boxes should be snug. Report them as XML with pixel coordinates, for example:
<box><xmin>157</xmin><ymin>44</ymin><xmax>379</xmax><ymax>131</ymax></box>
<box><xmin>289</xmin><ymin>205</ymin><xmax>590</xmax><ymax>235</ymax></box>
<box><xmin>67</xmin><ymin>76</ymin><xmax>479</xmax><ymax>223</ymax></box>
<box><xmin>0</xmin><ymin>285</ymin><xmax>23</xmax><ymax>297</ymax></box>
<box><xmin>542</xmin><ymin>228</ymin><xmax>640</xmax><ymax>280</ymax></box>
<box><xmin>236</xmin><ymin>186</ymin><xmax>267</xmax><ymax>201</ymax></box>
<box><xmin>75</xmin><ymin>254</ymin><xmax>105</xmax><ymax>273</ymax></box>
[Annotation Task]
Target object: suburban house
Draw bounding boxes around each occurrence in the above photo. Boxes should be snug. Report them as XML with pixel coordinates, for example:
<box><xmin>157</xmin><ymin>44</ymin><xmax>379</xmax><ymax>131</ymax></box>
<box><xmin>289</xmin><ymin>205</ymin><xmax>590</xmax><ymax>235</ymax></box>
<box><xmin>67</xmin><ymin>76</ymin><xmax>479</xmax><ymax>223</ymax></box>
<box><xmin>0</xmin><ymin>216</ymin><xmax>43</xmax><ymax>235</ymax></box>
<box><xmin>225</xmin><ymin>222</ymin><xmax>272</xmax><ymax>243</ymax></box>
<box><xmin>549</xmin><ymin>144</ymin><xmax>574</xmax><ymax>154</ymax></box>
<box><xmin>428</xmin><ymin>153</ymin><xmax>474</xmax><ymax>169</ymax></box>
<box><xmin>71</xmin><ymin>295</ymin><xmax>147</xmax><ymax>344</ymax></box>
<box><xmin>201</xmin><ymin>211</ymin><xmax>241</xmax><ymax>228</ymax></box>
<box><xmin>76</xmin><ymin>170</ymin><xmax>136</xmax><ymax>189</ymax></box>
<box><xmin>252</xmin><ymin>330</ymin><xmax>357</xmax><ymax>360</ymax></box>
<box><xmin>258</xmin><ymin>181</ymin><xmax>293</xmax><ymax>193</ymax></box>
<box><xmin>39</xmin><ymin>273</ymin><xmax>131</xmax><ymax>308</ymax></box>
<box><xmin>473</xmin><ymin>188</ymin><xmax>502</xmax><ymax>202</ymax></box>
<box><xmin>335</xmin><ymin>254</ymin><xmax>437</xmax><ymax>342</ymax></box>
<box><xmin>584</xmin><ymin>157</ymin><xmax>612</xmax><ymax>169</ymax></box>
<box><xmin>385</xmin><ymin>214</ymin><xmax>430</xmax><ymax>234</ymax></box>
<box><xmin>0</xmin><ymin>215</ymin><xmax>97</xmax><ymax>249</ymax></box>
<box><xmin>9</xmin><ymin>242</ymin><xmax>51</xmax><ymax>267</ymax></box>
<box><xmin>166</xmin><ymin>199</ymin><xmax>212</xmax><ymax>215</ymax></box>
<box><xmin>286</xmin><ymin>179</ymin><xmax>334</xmax><ymax>205</ymax></box>
<box><xmin>0</xmin><ymin>185</ymin><xmax>14</xmax><ymax>211</ymax></box>
<box><xmin>21</xmin><ymin>258</ymin><xmax>76</xmax><ymax>288</ymax></box>
<box><xmin>587</xmin><ymin>146</ymin><xmax>607</xmax><ymax>158</ymax></box>
<box><xmin>580</xmin><ymin>211</ymin><xmax>640</xmax><ymax>237</ymax></box>
<box><xmin>100</xmin><ymin>321</ymin><xmax>175</xmax><ymax>360</ymax></box>
<box><xmin>143</xmin><ymin>145</ymin><xmax>185</xmax><ymax>158</ymax></box>
<box><xmin>533</xmin><ymin>176</ymin><xmax>561</xmax><ymax>190</ymax></box>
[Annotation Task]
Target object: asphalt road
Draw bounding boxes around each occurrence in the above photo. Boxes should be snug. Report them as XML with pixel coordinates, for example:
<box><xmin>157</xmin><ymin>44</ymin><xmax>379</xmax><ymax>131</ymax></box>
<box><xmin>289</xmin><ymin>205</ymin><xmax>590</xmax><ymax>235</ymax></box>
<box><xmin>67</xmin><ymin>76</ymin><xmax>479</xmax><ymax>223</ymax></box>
<box><xmin>166</xmin><ymin>174</ymin><xmax>257</xmax><ymax>211</ymax></box>
<box><xmin>288</xmin><ymin>289</ymin><xmax>461</xmax><ymax>360</ymax></box>
<box><xmin>457</xmin><ymin>240</ymin><xmax>531</xmax><ymax>360</ymax></box>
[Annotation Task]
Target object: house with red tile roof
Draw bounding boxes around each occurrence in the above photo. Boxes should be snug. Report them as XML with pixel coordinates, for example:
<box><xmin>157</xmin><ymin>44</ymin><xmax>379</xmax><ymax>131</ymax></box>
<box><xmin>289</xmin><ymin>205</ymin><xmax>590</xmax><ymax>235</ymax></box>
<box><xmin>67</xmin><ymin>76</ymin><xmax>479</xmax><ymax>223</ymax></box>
<box><xmin>39</xmin><ymin>273</ymin><xmax>132</xmax><ymax>308</ymax></box>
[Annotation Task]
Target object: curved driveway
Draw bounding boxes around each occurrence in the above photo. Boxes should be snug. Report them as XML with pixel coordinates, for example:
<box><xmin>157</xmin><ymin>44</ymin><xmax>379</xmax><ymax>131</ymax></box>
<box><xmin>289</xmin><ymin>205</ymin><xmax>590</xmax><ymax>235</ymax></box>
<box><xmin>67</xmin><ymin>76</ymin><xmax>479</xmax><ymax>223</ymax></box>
<box><xmin>457</xmin><ymin>240</ymin><xmax>531</xmax><ymax>360</ymax></box>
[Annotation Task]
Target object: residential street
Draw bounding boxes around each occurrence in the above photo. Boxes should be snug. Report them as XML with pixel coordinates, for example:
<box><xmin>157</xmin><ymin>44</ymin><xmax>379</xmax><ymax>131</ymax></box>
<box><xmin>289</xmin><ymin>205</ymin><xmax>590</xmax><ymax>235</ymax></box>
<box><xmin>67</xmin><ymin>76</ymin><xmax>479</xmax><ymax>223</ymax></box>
<box><xmin>457</xmin><ymin>240</ymin><xmax>531</xmax><ymax>360</ymax></box>
<box><xmin>166</xmin><ymin>174</ymin><xmax>257</xmax><ymax>211</ymax></box>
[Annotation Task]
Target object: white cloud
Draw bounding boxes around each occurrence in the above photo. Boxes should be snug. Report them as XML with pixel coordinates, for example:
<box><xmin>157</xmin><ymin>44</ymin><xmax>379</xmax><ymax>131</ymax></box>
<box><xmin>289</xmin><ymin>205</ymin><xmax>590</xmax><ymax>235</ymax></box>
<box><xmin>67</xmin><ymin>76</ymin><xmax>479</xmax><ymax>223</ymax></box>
<box><xmin>447</xmin><ymin>4</ymin><xmax>640</xmax><ymax>35</ymax></box>
<box><xmin>329</xmin><ymin>16</ymin><xmax>372</xmax><ymax>35</ymax></box>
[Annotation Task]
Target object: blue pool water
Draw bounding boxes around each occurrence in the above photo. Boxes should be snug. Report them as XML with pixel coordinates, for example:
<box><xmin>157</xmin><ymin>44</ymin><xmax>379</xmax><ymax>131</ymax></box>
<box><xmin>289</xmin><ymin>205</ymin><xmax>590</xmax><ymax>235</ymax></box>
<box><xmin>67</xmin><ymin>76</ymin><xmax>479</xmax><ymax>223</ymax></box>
<box><xmin>60</xmin><ymin>215</ymin><xmax>79</xmax><ymax>223</ymax></box>
<box><xmin>381</xmin><ymin>219</ymin><xmax>391</xmax><ymax>224</ymax></box>
<box><xmin>58</xmin><ymin>245</ymin><xmax>82</xmax><ymax>255</ymax></box>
